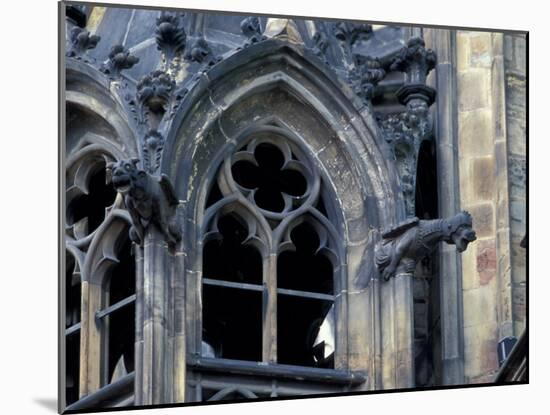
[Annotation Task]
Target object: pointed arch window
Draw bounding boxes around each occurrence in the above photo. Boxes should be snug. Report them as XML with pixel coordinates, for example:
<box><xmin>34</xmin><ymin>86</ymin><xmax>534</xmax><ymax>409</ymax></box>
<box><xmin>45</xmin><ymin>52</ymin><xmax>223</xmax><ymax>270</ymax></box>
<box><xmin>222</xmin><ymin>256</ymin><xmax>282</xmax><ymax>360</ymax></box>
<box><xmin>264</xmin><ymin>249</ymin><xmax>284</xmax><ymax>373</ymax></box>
<box><xmin>200</xmin><ymin>126</ymin><xmax>342</xmax><ymax>371</ymax></box>
<box><xmin>65</xmin><ymin>146</ymin><xmax>137</xmax><ymax>407</ymax></box>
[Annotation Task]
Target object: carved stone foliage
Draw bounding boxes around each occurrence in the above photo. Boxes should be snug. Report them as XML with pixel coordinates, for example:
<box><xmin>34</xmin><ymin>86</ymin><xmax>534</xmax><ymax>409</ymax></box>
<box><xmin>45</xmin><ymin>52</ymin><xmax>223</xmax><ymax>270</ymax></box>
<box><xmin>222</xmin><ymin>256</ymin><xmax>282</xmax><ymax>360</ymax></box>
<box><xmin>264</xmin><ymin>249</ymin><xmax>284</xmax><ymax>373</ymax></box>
<box><xmin>136</xmin><ymin>70</ymin><xmax>175</xmax><ymax>127</ymax></box>
<box><xmin>377</xmin><ymin>101</ymin><xmax>433</xmax><ymax>217</ymax></box>
<box><xmin>66</xmin><ymin>27</ymin><xmax>100</xmax><ymax>60</ymax></box>
<box><xmin>332</xmin><ymin>22</ymin><xmax>373</xmax><ymax>59</ymax></box>
<box><xmin>240</xmin><ymin>17</ymin><xmax>266</xmax><ymax>46</ymax></box>
<box><xmin>324</xmin><ymin>22</ymin><xmax>386</xmax><ymax>104</ymax></box>
<box><xmin>311</xmin><ymin>31</ymin><xmax>329</xmax><ymax>62</ymax></box>
<box><xmin>375</xmin><ymin>212</ymin><xmax>477</xmax><ymax>280</ymax></box>
<box><xmin>375</xmin><ymin>35</ymin><xmax>438</xmax><ymax>217</ymax></box>
<box><xmin>350</xmin><ymin>55</ymin><xmax>386</xmax><ymax>102</ymax></box>
<box><xmin>142</xmin><ymin>129</ymin><xmax>164</xmax><ymax>174</ymax></box>
<box><xmin>107</xmin><ymin>158</ymin><xmax>181</xmax><ymax>246</ymax></box>
<box><xmin>155</xmin><ymin>12</ymin><xmax>187</xmax><ymax>63</ymax></box>
<box><xmin>186</xmin><ymin>35</ymin><xmax>220</xmax><ymax>66</ymax></box>
<box><xmin>100</xmin><ymin>44</ymin><xmax>139</xmax><ymax>78</ymax></box>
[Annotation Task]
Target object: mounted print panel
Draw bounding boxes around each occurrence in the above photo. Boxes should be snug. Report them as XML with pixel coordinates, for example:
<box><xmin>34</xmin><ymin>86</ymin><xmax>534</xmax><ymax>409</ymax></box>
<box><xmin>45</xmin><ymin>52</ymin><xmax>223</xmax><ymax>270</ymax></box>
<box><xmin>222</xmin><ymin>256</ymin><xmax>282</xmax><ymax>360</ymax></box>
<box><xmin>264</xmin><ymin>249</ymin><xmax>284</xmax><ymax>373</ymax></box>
<box><xmin>60</xmin><ymin>1</ymin><xmax>527</xmax><ymax>413</ymax></box>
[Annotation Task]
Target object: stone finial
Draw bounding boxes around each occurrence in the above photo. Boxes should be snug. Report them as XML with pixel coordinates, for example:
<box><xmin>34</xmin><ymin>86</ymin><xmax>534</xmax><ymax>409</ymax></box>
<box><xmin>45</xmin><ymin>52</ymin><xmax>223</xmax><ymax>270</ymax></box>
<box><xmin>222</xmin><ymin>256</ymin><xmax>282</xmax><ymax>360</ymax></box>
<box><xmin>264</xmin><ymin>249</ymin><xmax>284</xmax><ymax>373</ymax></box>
<box><xmin>155</xmin><ymin>12</ymin><xmax>187</xmax><ymax>60</ymax></box>
<box><xmin>66</xmin><ymin>27</ymin><xmax>100</xmax><ymax>58</ymax></box>
<box><xmin>100</xmin><ymin>45</ymin><xmax>139</xmax><ymax>77</ymax></box>
<box><xmin>390</xmin><ymin>36</ymin><xmax>436</xmax><ymax>84</ymax></box>
<box><xmin>375</xmin><ymin>212</ymin><xmax>476</xmax><ymax>280</ymax></box>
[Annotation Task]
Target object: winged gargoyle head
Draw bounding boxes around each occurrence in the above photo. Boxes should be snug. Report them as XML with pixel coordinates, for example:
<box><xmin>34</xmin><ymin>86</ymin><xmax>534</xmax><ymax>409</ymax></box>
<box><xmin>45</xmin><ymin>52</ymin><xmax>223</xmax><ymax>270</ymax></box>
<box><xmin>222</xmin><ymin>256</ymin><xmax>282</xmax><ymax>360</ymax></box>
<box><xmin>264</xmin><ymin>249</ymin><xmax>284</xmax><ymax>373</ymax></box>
<box><xmin>444</xmin><ymin>211</ymin><xmax>477</xmax><ymax>252</ymax></box>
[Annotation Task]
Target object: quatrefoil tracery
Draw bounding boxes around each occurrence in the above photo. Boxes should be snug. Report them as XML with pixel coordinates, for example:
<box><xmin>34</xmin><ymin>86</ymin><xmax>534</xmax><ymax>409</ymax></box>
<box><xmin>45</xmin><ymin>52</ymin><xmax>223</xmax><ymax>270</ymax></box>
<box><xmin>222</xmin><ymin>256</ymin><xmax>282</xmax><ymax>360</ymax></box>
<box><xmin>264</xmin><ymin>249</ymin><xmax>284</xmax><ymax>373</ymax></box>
<box><xmin>217</xmin><ymin>136</ymin><xmax>320</xmax><ymax>220</ymax></box>
<box><xmin>203</xmin><ymin>130</ymin><xmax>339</xmax><ymax>262</ymax></box>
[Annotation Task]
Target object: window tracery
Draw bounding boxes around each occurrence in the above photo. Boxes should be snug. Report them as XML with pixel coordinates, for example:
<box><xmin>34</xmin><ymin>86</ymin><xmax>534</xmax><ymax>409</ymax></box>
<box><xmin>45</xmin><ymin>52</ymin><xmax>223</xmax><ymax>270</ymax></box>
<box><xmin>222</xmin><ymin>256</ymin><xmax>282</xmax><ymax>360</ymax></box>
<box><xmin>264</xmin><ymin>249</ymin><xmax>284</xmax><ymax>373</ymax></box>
<box><xmin>201</xmin><ymin>126</ymin><xmax>341</xmax><ymax>371</ymax></box>
<box><xmin>65</xmin><ymin>142</ymin><xmax>136</xmax><ymax>403</ymax></box>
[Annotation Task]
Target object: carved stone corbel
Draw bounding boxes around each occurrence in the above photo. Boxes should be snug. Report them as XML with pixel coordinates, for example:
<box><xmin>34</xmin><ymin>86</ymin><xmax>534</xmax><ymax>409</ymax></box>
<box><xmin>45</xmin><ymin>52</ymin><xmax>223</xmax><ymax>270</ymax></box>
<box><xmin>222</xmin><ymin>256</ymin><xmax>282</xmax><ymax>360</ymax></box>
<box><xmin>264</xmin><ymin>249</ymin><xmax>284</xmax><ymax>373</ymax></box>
<box><xmin>375</xmin><ymin>212</ymin><xmax>477</xmax><ymax>281</ymax></box>
<box><xmin>106</xmin><ymin>158</ymin><xmax>181</xmax><ymax>247</ymax></box>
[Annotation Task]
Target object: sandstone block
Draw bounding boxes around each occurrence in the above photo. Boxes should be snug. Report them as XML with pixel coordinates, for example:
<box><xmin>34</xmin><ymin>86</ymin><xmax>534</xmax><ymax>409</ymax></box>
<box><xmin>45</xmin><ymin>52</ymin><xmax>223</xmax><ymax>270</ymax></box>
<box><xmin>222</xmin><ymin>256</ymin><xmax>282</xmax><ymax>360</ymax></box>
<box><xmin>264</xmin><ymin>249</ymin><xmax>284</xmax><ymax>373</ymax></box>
<box><xmin>472</xmin><ymin>156</ymin><xmax>495</xmax><ymax>200</ymax></box>
<box><xmin>458</xmin><ymin>70</ymin><xmax>490</xmax><ymax>111</ymax></box>
<box><xmin>468</xmin><ymin>203</ymin><xmax>494</xmax><ymax>238</ymax></box>
<box><xmin>476</xmin><ymin>239</ymin><xmax>496</xmax><ymax>286</ymax></box>
<box><xmin>458</xmin><ymin>109</ymin><xmax>493</xmax><ymax>157</ymax></box>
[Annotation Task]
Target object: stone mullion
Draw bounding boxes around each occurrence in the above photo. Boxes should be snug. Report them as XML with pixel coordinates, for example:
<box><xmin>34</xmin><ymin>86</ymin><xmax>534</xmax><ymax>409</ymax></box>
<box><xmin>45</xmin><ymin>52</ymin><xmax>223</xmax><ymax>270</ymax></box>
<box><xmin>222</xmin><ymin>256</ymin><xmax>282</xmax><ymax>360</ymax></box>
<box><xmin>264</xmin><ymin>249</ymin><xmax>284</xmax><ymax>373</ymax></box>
<box><xmin>78</xmin><ymin>280</ymin><xmax>90</xmax><ymax>398</ymax></box>
<box><xmin>80</xmin><ymin>280</ymin><xmax>103</xmax><ymax>396</ymax></box>
<box><xmin>171</xmin><ymin>249</ymin><xmax>186</xmax><ymax>403</ymax></box>
<box><xmin>392</xmin><ymin>274</ymin><xmax>415</xmax><ymax>388</ymax></box>
<box><xmin>491</xmin><ymin>33</ymin><xmax>514</xmax><ymax>341</ymax></box>
<box><xmin>262</xmin><ymin>253</ymin><xmax>277</xmax><ymax>363</ymax></box>
<box><xmin>334</xmin><ymin>262</ymin><xmax>348</xmax><ymax>372</ymax></box>
<box><xmin>138</xmin><ymin>226</ymin><xmax>173</xmax><ymax>405</ymax></box>
<box><xmin>134</xmin><ymin>245</ymin><xmax>144</xmax><ymax>406</ymax></box>
<box><xmin>427</xmin><ymin>28</ymin><xmax>466</xmax><ymax>385</ymax></box>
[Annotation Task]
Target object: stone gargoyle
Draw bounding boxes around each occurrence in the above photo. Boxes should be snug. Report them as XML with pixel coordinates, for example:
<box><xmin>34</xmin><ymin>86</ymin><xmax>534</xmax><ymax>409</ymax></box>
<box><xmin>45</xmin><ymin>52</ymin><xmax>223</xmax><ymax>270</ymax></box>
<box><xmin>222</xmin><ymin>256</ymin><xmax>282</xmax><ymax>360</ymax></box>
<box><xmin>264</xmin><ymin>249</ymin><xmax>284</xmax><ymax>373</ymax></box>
<box><xmin>107</xmin><ymin>158</ymin><xmax>181</xmax><ymax>246</ymax></box>
<box><xmin>375</xmin><ymin>211</ymin><xmax>477</xmax><ymax>281</ymax></box>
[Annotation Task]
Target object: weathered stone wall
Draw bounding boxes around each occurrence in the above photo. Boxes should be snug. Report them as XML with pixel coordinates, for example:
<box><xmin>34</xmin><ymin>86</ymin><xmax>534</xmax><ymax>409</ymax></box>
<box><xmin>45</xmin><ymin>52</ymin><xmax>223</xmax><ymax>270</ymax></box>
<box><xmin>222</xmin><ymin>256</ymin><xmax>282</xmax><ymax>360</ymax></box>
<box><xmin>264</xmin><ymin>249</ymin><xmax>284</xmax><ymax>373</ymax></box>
<box><xmin>456</xmin><ymin>30</ymin><xmax>526</xmax><ymax>383</ymax></box>
<box><xmin>504</xmin><ymin>34</ymin><xmax>527</xmax><ymax>335</ymax></box>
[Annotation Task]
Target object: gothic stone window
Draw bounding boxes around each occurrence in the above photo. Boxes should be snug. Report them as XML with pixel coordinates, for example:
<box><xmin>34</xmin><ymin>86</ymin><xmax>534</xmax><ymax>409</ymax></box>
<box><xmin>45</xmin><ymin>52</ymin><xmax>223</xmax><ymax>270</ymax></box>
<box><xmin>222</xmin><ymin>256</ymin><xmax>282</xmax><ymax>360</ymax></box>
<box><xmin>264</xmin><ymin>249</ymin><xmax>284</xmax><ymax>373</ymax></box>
<box><xmin>65</xmin><ymin>139</ymin><xmax>136</xmax><ymax>406</ymax></box>
<box><xmin>192</xmin><ymin>126</ymin><xmax>351</xmax><ymax>400</ymax></box>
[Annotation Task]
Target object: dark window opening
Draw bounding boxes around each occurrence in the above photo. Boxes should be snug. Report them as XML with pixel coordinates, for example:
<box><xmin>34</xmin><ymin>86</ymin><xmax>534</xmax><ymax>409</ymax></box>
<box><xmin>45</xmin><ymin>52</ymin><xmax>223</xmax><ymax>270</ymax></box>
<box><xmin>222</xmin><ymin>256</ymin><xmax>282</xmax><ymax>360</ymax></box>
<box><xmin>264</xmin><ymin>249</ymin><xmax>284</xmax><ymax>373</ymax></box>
<box><xmin>105</xmin><ymin>237</ymin><xmax>135</xmax><ymax>305</ymax></box>
<box><xmin>277</xmin><ymin>295</ymin><xmax>334</xmax><ymax>368</ymax></box>
<box><xmin>101</xmin><ymin>236</ymin><xmax>135</xmax><ymax>385</ymax></box>
<box><xmin>278</xmin><ymin>222</ymin><xmax>333</xmax><ymax>295</ymax></box>
<box><xmin>105</xmin><ymin>302</ymin><xmax>135</xmax><ymax>383</ymax></box>
<box><xmin>66</xmin><ymin>252</ymin><xmax>81</xmax><ymax>328</ymax></box>
<box><xmin>202</xmin><ymin>285</ymin><xmax>262</xmax><ymax>361</ymax></box>
<box><xmin>67</xmin><ymin>162</ymin><xmax>117</xmax><ymax>234</ymax></box>
<box><xmin>205</xmin><ymin>180</ymin><xmax>223</xmax><ymax>209</ymax></box>
<box><xmin>415</xmin><ymin>141</ymin><xmax>438</xmax><ymax>220</ymax></box>
<box><xmin>203</xmin><ymin>215</ymin><xmax>262</xmax><ymax>285</ymax></box>
<box><xmin>66</xmin><ymin>331</ymin><xmax>80</xmax><ymax>405</ymax></box>
<box><xmin>414</xmin><ymin>139</ymin><xmax>440</xmax><ymax>387</ymax></box>
<box><xmin>231</xmin><ymin>143</ymin><xmax>307</xmax><ymax>212</ymax></box>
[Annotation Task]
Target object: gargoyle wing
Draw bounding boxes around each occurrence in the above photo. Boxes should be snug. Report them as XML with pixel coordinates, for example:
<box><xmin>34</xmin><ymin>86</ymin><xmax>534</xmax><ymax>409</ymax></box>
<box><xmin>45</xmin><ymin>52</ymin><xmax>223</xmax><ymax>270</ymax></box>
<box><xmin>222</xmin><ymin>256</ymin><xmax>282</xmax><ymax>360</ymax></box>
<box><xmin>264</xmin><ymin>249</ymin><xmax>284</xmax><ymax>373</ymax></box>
<box><xmin>160</xmin><ymin>174</ymin><xmax>180</xmax><ymax>206</ymax></box>
<box><xmin>381</xmin><ymin>217</ymin><xmax>419</xmax><ymax>239</ymax></box>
